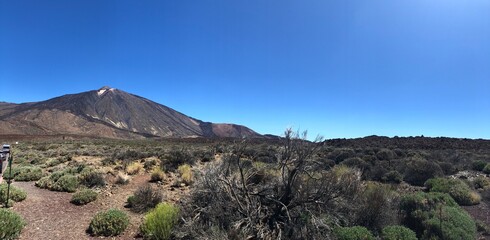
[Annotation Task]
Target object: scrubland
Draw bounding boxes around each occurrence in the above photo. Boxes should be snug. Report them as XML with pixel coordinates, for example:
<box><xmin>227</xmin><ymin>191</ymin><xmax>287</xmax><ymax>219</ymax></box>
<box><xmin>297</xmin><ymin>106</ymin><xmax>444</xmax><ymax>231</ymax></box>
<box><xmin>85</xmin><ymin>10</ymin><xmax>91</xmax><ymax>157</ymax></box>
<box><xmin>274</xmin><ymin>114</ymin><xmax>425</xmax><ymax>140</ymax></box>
<box><xmin>1</xmin><ymin>132</ymin><xmax>490</xmax><ymax>239</ymax></box>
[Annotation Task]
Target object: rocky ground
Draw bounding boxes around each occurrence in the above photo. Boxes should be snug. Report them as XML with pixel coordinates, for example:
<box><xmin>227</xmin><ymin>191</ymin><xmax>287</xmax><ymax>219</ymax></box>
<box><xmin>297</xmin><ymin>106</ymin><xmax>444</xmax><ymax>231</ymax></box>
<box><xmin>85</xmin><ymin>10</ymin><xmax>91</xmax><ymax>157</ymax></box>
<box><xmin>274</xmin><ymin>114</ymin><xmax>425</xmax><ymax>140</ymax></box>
<box><xmin>11</xmin><ymin>172</ymin><xmax>190</xmax><ymax>240</ymax></box>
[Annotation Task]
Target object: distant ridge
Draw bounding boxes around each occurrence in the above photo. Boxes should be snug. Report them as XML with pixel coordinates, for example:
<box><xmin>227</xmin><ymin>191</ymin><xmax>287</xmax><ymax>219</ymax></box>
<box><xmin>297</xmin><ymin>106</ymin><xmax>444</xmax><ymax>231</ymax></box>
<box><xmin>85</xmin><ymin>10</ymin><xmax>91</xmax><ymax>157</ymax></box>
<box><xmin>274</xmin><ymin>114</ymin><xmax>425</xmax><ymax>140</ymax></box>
<box><xmin>325</xmin><ymin>135</ymin><xmax>490</xmax><ymax>150</ymax></box>
<box><xmin>0</xmin><ymin>86</ymin><xmax>261</xmax><ymax>139</ymax></box>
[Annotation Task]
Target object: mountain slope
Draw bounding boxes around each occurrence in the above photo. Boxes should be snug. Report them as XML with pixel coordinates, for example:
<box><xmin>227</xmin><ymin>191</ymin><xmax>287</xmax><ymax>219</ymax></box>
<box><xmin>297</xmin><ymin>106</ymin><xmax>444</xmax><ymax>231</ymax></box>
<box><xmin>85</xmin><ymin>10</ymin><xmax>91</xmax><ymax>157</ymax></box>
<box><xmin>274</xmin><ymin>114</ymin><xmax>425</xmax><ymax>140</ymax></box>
<box><xmin>0</xmin><ymin>86</ymin><xmax>260</xmax><ymax>139</ymax></box>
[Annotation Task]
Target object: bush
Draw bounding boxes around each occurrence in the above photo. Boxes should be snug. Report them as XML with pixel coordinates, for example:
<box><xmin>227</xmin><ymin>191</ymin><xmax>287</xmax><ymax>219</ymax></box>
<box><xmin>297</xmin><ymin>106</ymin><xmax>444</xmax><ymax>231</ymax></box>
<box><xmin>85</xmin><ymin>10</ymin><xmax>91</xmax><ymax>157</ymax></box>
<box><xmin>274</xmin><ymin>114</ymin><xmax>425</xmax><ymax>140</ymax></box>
<box><xmin>472</xmin><ymin>160</ymin><xmax>487</xmax><ymax>171</ymax></box>
<box><xmin>144</xmin><ymin>158</ymin><xmax>159</xmax><ymax>170</ymax></box>
<box><xmin>160</xmin><ymin>149</ymin><xmax>194</xmax><ymax>172</ymax></box>
<box><xmin>71</xmin><ymin>189</ymin><xmax>97</xmax><ymax>205</ymax></box>
<box><xmin>400</xmin><ymin>192</ymin><xmax>476</xmax><ymax>239</ymax></box>
<box><xmin>0</xmin><ymin>184</ymin><xmax>27</xmax><ymax>203</ymax></box>
<box><xmin>472</xmin><ymin>176</ymin><xmax>490</xmax><ymax>190</ymax></box>
<box><xmin>355</xmin><ymin>183</ymin><xmax>398</xmax><ymax>232</ymax></box>
<box><xmin>129</xmin><ymin>184</ymin><xmax>162</xmax><ymax>213</ymax></box>
<box><xmin>403</xmin><ymin>158</ymin><xmax>443</xmax><ymax>186</ymax></box>
<box><xmin>140</xmin><ymin>202</ymin><xmax>180</xmax><ymax>240</ymax></box>
<box><xmin>36</xmin><ymin>169</ymin><xmax>84</xmax><ymax>192</ymax></box>
<box><xmin>423</xmin><ymin>206</ymin><xmax>476</xmax><ymax>240</ymax></box>
<box><xmin>334</xmin><ymin>226</ymin><xmax>375</xmax><ymax>240</ymax></box>
<box><xmin>79</xmin><ymin>169</ymin><xmax>106</xmax><ymax>188</ymax></box>
<box><xmin>177</xmin><ymin>164</ymin><xmax>193</xmax><ymax>185</ymax></box>
<box><xmin>126</xmin><ymin>195</ymin><xmax>136</xmax><ymax>208</ymax></box>
<box><xmin>35</xmin><ymin>176</ymin><xmax>53</xmax><ymax>189</ymax></box>
<box><xmin>425</xmin><ymin>177</ymin><xmax>480</xmax><ymax>205</ymax></box>
<box><xmin>193</xmin><ymin>150</ymin><xmax>215</xmax><ymax>163</ymax></box>
<box><xmin>12</xmin><ymin>166</ymin><xmax>43</xmax><ymax>181</ymax></box>
<box><xmin>53</xmin><ymin>174</ymin><xmax>79</xmax><ymax>192</ymax></box>
<box><xmin>377</xmin><ymin>149</ymin><xmax>395</xmax><ymax>161</ymax></box>
<box><xmin>46</xmin><ymin>158</ymin><xmax>61</xmax><ymax>167</ymax></box>
<box><xmin>126</xmin><ymin>162</ymin><xmax>144</xmax><ymax>175</ymax></box>
<box><xmin>382</xmin><ymin>171</ymin><xmax>403</xmax><ymax>184</ymax></box>
<box><xmin>438</xmin><ymin>161</ymin><xmax>456</xmax><ymax>175</ymax></box>
<box><xmin>115</xmin><ymin>173</ymin><xmax>131</xmax><ymax>185</ymax></box>
<box><xmin>88</xmin><ymin>209</ymin><xmax>129</xmax><ymax>237</ymax></box>
<box><xmin>150</xmin><ymin>168</ymin><xmax>165</xmax><ymax>182</ymax></box>
<box><xmin>483</xmin><ymin>164</ymin><xmax>490</xmax><ymax>174</ymax></box>
<box><xmin>476</xmin><ymin>220</ymin><xmax>490</xmax><ymax>236</ymax></box>
<box><xmin>449</xmin><ymin>185</ymin><xmax>481</xmax><ymax>206</ymax></box>
<box><xmin>0</xmin><ymin>209</ymin><xmax>25</xmax><ymax>240</ymax></box>
<box><xmin>381</xmin><ymin>226</ymin><xmax>417</xmax><ymax>240</ymax></box>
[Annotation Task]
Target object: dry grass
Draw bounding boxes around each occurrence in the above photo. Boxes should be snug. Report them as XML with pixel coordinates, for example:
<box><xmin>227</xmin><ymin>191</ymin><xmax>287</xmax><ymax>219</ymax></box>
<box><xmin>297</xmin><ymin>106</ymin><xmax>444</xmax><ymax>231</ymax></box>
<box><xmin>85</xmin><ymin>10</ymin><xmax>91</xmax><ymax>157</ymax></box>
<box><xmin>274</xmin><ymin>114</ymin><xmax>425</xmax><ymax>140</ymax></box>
<box><xmin>177</xmin><ymin>164</ymin><xmax>193</xmax><ymax>185</ymax></box>
<box><xmin>115</xmin><ymin>172</ymin><xmax>131</xmax><ymax>185</ymax></box>
<box><xmin>150</xmin><ymin>168</ymin><xmax>165</xmax><ymax>182</ymax></box>
<box><xmin>126</xmin><ymin>162</ymin><xmax>144</xmax><ymax>175</ymax></box>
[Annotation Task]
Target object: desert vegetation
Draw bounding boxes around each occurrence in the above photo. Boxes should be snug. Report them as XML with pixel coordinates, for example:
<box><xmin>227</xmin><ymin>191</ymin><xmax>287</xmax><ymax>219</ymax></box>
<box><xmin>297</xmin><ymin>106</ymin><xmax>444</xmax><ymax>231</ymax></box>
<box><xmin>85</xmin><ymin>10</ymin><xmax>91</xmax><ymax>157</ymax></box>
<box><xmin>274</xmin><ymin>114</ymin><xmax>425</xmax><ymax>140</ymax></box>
<box><xmin>1</xmin><ymin>132</ymin><xmax>490</xmax><ymax>239</ymax></box>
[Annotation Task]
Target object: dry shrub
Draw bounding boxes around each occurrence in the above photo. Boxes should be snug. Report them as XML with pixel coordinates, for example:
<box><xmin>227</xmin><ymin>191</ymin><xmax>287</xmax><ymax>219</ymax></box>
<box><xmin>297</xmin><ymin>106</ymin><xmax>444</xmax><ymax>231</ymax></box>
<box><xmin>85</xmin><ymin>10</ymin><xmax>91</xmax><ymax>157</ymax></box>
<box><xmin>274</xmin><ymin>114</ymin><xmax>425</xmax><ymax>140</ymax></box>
<box><xmin>129</xmin><ymin>184</ymin><xmax>163</xmax><ymax>213</ymax></box>
<box><xmin>126</xmin><ymin>162</ymin><xmax>144</xmax><ymax>175</ymax></box>
<box><xmin>115</xmin><ymin>173</ymin><xmax>131</xmax><ymax>185</ymax></box>
<box><xmin>178</xmin><ymin>164</ymin><xmax>193</xmax><ymax>185</ymax></box>
<box><xmin>150</xmin><ymin>168</ymin><xmax>165</xmax><ymax>182</ymax></box>
<box><xmin>178</xmin><ymin>130</ymin><xmax>364</xmax><ymax>239</ymax></box>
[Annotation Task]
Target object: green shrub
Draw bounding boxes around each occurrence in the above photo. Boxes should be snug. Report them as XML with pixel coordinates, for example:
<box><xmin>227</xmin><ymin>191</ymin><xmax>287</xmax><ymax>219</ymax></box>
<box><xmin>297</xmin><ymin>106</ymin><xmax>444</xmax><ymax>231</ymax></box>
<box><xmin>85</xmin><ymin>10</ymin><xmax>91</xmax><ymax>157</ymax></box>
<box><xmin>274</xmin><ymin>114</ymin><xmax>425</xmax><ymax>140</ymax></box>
<box><xmin>129</xmin><ymin>184</ymin><xmax>162</xmax><ymax>213</ymax></box>
<box><xmin>48</xmin><ymin>170</ymin><xmax>66</xmax><ymax>182</ymax></box>
<box><xmin>1</xmin><ymin>199</ymin><xmax>14</xmax><ymax>208</ymax></box>
<box><xmin>449</xmin><ymin>184</ymin><xmax>481</xmax><ymax>206</ymax></box>
<box><xmin>423</xmin><ymin>206</ymin><xmax>476</xmax><ymax>240</ymax></box>
<box><xmin>140</xmin><ymin>202</ymin><xmax>180</xmax><ymax>240</ymax></box>
<box><xmin>483</xmin><ymin>164</ymin><xmax>490</xmax><ymax>174</ymax></box>
<box><xmin>12</xmin><ymin>166</ymin><xmax>43</xmax><ymax>181</ymax></box>
<box><xmin>472</xmin><ymin>176</ymin><xmax>490</xmax><ymax>190</ymax></box>
<box><xmin>0</xmin><ymin>209</ymin><xmax>25</xmax><ymax>240</ymax></box>
<box><xmin>46</xmin><ymin>158</ymin><xmax>61</xmax><ymax>167</ymax></box>
<box><xmin>400</xmin><ymin>192</ymin><xmax>476</xmax><ymax>240</ymax></box>
<box><xmin>0</xmin><ymin>184</ymin><xmax>27</xmax><ymax>203</ymax></box>
<box><xmin>126</xmin><ymin>195</ymin><xmax>136</xmax><ymax>208</ymax></box>
<box><xmin>333</xmin><ymin>226</ymin><xmax>375</xmax><ymax>240</ymax></box>
<box><xmin>425</xmin><ymin>177</ymin><xmax>480</xmax><ymax>205</ymax></box>
<box><xmin>381</xmin><ymin>226</ymin><xmax>417</xmax><ymax>240</ymax></box>
<box><xmin>71</xmin><ymin>189</ymin><xmax>98</xmax><ymax>205</ymax></box>
<box><xmin>472</xmin><ymin>160</ymin><xmax>487</xmax><ymax>171</ymax></box>
<box><xmin>88</xmin><ymin>209</ymin><xmax>129</xmax><ymax>237</ymax></box>
<box><xmin>382</xmin><ymin>171</ymin><xmax>403</xmax><ymax>184</ymax></box>
<box><xmin>53</xmin><ymin>174</ymin><xmax>79</xmax><ymax>192</ymax></box>
<box><xmin>35</xmin><ymin>176</ymin><xmax>54</xmax><ymax>189</ymax></box>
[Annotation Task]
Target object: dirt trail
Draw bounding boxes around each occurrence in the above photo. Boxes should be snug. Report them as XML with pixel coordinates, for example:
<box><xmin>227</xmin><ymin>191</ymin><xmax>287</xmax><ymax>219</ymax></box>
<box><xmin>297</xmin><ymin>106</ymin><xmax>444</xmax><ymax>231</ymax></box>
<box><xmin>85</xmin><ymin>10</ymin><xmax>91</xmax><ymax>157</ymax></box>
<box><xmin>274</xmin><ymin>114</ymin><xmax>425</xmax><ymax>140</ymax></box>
<box><xmin>463</xmin><ymin>201</ymin><xmax>490</xmax><ymax>240</ymax></box>
<box><xmin>11</xmin><ymin>175</ymin><xmax>152</xmax><ymax>240</ymax></box>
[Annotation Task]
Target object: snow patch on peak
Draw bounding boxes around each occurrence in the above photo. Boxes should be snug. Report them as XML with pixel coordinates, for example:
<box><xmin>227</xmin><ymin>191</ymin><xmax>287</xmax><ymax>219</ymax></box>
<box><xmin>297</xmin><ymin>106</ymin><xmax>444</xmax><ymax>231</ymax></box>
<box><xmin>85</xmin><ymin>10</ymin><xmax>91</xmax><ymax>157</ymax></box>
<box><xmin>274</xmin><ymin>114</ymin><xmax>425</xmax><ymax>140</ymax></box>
<box><xmin>97</xmin><ymin>89</ymin><xmax>107</xmax><ymax>96</ymax></box>
<box><xmin>97</xmin><ymin>86</ymin><xmax>115</xmax><ymax>96</ymax></box>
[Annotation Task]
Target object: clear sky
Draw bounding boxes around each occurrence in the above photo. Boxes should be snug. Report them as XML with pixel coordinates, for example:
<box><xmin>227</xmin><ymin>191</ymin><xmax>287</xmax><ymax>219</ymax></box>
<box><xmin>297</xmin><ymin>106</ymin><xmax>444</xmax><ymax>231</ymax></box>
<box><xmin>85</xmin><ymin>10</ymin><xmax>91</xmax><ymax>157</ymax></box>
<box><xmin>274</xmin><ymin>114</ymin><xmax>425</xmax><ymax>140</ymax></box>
<box><xmin>1</xmin><ymin>1</ymin><xmax>489</xmax><ymax>139</ymax></box>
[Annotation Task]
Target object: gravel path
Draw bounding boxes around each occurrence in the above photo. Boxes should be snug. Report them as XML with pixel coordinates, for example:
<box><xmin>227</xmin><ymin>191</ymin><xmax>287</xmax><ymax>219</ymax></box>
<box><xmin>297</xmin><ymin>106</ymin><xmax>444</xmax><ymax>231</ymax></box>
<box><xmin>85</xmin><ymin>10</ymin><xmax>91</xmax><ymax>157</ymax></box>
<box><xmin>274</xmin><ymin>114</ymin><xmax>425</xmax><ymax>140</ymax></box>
<box><xmin>11</xmin><ymin>175</ymin><xmax>152</xmax><ymax>240</ymax></box>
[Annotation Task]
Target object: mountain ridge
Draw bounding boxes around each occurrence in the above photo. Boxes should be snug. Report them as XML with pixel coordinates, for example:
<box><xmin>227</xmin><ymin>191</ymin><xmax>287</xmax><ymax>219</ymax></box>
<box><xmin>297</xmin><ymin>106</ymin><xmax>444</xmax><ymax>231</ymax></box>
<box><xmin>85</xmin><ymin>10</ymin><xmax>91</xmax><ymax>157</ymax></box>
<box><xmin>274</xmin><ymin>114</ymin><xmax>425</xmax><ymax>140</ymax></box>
<box><xmin>0</xmin><ymin>86</ymin><xmax>261</xmax><ymax>139</ymax></box>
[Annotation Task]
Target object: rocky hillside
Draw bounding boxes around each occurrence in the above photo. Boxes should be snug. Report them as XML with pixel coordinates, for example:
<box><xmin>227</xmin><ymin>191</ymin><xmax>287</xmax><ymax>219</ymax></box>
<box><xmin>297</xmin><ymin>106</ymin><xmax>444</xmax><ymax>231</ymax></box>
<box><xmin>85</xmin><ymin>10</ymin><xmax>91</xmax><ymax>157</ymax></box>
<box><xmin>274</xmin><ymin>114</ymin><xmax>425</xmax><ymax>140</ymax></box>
<box><xmin>0</xmin><ymin>86</ymin><xmax>260</xmax><ymax>139</ymax></box>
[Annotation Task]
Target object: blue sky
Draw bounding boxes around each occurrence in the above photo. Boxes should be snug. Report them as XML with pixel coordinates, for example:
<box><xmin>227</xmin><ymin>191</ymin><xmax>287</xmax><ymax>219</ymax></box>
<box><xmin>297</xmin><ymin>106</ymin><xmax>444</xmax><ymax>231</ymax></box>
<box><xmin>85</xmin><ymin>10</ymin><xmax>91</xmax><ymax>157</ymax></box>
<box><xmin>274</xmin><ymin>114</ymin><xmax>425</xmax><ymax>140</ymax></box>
<box><xmin>1</xmin><ymin>1</ymin><xmax>489</xmax><ymax>139</ymax></box>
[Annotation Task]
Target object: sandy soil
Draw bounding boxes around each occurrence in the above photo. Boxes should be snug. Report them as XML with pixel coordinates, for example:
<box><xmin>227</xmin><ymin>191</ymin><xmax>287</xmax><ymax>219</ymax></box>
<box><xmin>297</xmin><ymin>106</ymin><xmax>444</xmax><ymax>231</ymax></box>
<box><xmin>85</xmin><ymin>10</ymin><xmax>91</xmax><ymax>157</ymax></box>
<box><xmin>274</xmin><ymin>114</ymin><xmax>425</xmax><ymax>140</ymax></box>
<box><xmin>11</xmin><ymin>174</ymin><xmax>164</xmax><ymax>240</ymax></box>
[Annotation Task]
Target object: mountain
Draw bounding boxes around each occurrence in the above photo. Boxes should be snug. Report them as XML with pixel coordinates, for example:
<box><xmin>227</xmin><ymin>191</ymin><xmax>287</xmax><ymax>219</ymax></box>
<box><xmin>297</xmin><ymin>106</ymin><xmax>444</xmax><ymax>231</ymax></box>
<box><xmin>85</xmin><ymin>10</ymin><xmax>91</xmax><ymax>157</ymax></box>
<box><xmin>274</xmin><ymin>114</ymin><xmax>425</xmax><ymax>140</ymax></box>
<box><xmin>0</xmin><ymin>86</ymin><xmax>260</xmax><ymax>139</ymax></box>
